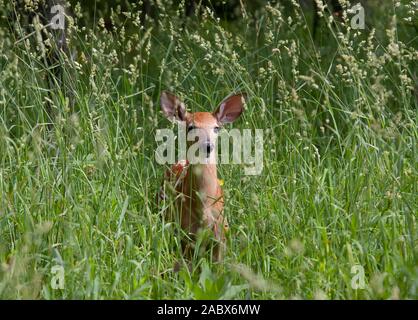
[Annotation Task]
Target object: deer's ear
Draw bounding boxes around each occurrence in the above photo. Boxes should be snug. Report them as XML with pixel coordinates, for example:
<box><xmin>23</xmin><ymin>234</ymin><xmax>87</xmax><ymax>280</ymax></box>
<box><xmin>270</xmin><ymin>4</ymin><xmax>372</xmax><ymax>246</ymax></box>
<box><xmin>160</xmin><ymin>91</ymin><xmax>187</xmax><ymax>121</ymax></box>
<box><xmin>213</xmin><ymin>93</ymin><xmax>246</xmax><ymax>124</ymax></box>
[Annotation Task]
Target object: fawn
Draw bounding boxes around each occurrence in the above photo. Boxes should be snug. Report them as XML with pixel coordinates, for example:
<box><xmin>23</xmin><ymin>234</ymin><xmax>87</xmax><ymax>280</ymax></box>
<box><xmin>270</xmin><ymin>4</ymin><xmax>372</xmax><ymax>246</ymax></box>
<box><xmin>157</xmin><ymin>91</ymin><xmax>246</xmax><ymax>262</ymax></box>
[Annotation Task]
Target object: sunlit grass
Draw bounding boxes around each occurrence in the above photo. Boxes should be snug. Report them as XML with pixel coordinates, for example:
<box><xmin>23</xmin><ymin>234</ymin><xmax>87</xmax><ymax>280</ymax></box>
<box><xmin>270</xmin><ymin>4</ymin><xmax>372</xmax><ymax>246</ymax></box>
<box><xmin>0</xmin><ymin>0</ymin><xmax>416</xmax><ymax>299</ymax></box>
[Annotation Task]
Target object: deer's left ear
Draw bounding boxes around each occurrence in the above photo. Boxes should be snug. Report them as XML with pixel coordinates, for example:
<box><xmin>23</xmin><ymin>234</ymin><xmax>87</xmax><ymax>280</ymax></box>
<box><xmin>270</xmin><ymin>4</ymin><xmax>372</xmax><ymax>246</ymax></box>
<box><xmin>213</xmin><ymin>93</ymin><xmax>246</xmax><ymax>124</ymax></box>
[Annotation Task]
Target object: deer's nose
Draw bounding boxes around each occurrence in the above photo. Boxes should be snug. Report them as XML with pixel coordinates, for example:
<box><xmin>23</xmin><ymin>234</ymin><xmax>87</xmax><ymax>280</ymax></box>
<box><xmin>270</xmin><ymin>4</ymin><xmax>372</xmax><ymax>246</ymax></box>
<box><xmin>206</xmin><ymin>142</ymin><xmax>214</xmax><ymax>154</ymax></box>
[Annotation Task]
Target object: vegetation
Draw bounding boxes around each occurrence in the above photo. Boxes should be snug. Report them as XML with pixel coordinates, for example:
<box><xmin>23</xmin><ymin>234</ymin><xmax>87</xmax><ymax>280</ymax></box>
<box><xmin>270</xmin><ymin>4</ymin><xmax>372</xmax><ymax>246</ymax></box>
<box><xmin>0</xmin><ymin>0</ymin><xmax>416</xmax><ymax>299</ymax></box>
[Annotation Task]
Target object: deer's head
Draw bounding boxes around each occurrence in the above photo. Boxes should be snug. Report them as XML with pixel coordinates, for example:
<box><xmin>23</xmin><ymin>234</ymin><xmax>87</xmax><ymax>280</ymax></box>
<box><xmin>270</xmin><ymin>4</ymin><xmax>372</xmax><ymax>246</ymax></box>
<box><xmin>160</xmin><ymin>91</ymin><xmax>246</xmax><ymax>161</ymax></box>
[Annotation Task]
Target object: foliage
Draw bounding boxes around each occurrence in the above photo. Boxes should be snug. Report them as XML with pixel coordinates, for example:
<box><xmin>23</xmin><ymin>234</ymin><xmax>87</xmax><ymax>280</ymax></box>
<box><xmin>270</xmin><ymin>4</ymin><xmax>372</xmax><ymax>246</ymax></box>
<box><xmin>0</xmin><ymin>0</ymin><xmax>416</xmax><ymax>299</ymax></box>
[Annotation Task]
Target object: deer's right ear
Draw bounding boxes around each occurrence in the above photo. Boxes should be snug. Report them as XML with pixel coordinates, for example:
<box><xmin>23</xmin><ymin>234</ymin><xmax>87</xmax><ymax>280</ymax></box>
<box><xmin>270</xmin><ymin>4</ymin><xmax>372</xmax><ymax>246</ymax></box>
<box><xmin>213</xmin><ymin>93</ymin><xmax>246</xmax><ymax>125</ymax></box>
<box><xmin>160</xmin><ymin>91</ymin><xmax>187</xmax><ymax>122</ymax></box>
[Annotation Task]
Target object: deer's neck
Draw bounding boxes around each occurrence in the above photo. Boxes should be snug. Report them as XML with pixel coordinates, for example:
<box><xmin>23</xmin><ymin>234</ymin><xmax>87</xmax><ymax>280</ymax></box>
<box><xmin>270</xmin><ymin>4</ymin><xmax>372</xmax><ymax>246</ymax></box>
<box><xmin>188</xmin><ymin>163</ymin><xmax>219</xmax><ymax>203</ymax></box>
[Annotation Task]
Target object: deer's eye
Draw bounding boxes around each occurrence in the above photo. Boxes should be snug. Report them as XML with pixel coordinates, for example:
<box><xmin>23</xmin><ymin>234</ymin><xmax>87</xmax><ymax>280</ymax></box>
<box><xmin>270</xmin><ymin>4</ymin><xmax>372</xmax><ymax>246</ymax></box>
<box><xmin>187</xmin><ymin>125</ymin><xmax>195</xmax><ymax>133</ymax></box>
<box><xmin>214</xmin><ymin>126</ymin><xmax>220</xmax><ymax>133</ymax></box>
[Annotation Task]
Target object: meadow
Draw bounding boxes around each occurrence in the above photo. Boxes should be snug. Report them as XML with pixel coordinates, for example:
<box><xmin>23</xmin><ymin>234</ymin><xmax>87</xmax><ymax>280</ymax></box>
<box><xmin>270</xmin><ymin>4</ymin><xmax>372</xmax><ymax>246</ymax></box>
<box><xmin>0</xmin><ymin>0</ymin><xmax>417</xmax><ymax>299</ymax></box>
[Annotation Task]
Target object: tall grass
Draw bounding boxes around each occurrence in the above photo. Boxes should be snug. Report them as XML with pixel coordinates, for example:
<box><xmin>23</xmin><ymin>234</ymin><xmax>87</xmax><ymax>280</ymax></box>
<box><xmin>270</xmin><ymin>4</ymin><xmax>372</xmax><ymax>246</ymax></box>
<box><xmin>0</xmin><ymin>0</ymin><xmax>416</xmax><ymax>299</ymax></box>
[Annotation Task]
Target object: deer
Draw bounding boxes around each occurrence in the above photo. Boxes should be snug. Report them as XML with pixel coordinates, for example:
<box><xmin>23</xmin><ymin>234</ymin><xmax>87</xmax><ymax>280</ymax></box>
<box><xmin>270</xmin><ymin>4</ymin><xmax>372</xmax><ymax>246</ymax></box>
<box><xmin>157</xmin><ymin>91</ymin><xmax>246</xmax><ymax>263</ymax></box>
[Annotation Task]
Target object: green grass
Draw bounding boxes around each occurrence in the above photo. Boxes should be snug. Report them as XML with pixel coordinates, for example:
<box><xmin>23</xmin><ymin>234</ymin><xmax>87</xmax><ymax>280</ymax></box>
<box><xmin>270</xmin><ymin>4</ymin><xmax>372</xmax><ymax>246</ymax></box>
<box><xmin>0</xmin><ymin>1</ymin><xmax>417</xmax><ymax>299</ymax></box>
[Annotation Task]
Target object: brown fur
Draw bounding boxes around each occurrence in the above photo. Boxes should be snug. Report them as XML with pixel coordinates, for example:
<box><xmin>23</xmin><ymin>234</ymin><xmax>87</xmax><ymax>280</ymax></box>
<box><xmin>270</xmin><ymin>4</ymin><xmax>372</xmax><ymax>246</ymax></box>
<box><xmin>158</xmin><ymin>91</ymin><xmax>245</xmax><ymax>262</ymax></box>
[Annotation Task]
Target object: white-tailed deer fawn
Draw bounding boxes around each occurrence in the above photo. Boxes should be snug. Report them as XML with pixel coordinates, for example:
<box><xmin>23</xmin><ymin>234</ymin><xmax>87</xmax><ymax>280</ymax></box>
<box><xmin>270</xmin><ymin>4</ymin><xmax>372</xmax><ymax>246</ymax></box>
<box><xmin>157</xmin><ymin>91</ymin><xmax>246</xmax><ymax>262</ymax></box>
